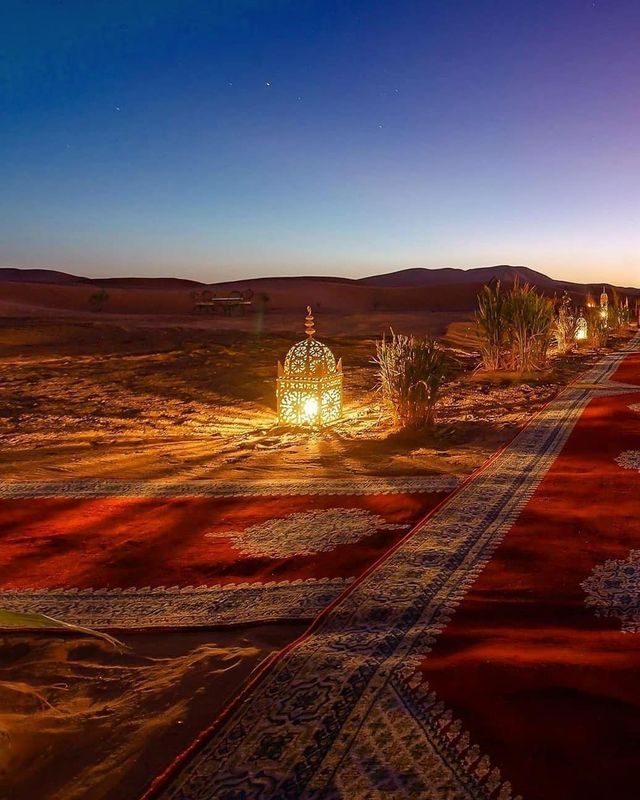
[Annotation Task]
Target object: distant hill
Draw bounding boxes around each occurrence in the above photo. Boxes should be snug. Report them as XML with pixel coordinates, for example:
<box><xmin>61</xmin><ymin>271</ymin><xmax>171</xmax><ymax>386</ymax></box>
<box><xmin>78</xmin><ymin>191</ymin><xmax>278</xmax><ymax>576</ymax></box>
<box><xmin>359</xmin><ymin>265</ymin><xmax>559</xmax><ymax>289</ymax></box>
<box><xmin>92</xmin><ymin>276</ymin><xmax>205</xmax><ymax>289</ymax></box>
<box><xmin>0</xmin><ymin>267</ymin><xmax>92</xmax><ymax>285</ymax></box>
<box><xmin>191</xmin><ymin>264</ymin><xmax>640</xmax><ymax>299</ymax></box>
<box><xmin>0</xmin><ymin>268</ymin><xmax>205</xmax><ymax>290</ymax></box>
<box><xmin>3</xmin><ymin>264</ymin><xmax>636</xmax><ymax>294</ymax></box>
<box><xmin>0</xmin><ymin>265</ymin><xmax>637</xmax><ymax>317</ymax></box>
<box><xmin>359</xmin><ymin>264</ymin><xmax>640</xmax><ymax>300</ymax></box>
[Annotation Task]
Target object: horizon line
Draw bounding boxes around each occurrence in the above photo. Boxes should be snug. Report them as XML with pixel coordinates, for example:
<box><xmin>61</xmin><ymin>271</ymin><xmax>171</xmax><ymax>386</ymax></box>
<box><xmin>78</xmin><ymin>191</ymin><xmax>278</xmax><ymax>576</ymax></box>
<box><xmin>1</xmin><ymin>262</ymin><xmax>639</xmax><ymax>291</ymax></box>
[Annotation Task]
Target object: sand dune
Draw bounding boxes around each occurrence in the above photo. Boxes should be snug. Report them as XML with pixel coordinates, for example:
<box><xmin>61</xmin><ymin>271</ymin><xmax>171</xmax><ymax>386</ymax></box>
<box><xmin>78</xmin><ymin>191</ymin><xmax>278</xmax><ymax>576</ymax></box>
<box><xmin>360</xmin><ymin>264</ymin><xmax>559</xmax><ymax>287</ymax></box>
<box><xmin>0</xmin><ymin>276</ymin><xmax>480</xmax><ymax>317</ymax></box>
<box><xmin>2</xmin><ymin>276</ymin><xmax>637</xmax><ymax>320</ymax></box>
<box><xmin>1</xmin><ymin>266</ymin><xmax>637</xmax><ymax>320</ymax></box>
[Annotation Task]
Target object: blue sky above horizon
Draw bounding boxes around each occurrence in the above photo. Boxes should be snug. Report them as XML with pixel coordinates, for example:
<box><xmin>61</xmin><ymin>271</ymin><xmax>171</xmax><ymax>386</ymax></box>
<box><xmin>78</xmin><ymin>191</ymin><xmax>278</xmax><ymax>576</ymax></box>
<box><xmin>1</xmin><ymin>0</ymin><xmax>639</xmax><ymax>285</ymax></box>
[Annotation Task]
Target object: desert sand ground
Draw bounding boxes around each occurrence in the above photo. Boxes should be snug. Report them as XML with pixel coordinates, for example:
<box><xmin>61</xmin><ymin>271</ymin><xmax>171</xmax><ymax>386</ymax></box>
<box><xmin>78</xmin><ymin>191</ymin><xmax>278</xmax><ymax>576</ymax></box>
<box><xmin>0</xmin><ymin>309</ymin><xmax>595</xmax><ymax>483</ymax></box>
<box><xmin>0</xmin><ymin>308</ymin><xmax>634</xmax><ymax>799</ymax></box>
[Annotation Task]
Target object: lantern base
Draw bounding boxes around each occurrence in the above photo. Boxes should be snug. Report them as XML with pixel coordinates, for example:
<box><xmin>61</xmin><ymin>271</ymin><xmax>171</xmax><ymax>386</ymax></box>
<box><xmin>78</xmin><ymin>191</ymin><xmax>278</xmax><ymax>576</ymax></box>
<box><xmin>277</xmin><ymin>374</ymin><xmax>343</xmax><ymax>427</ymax></box>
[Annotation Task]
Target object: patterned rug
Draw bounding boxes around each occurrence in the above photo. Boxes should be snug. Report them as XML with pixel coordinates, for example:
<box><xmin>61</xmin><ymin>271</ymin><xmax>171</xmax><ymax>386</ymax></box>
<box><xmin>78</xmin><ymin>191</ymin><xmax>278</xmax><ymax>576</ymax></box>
<box><xmin>610</xmin><ymin>350</ymin><xmax>640</xmax><ymax>387</ymax></box>
<box><xmin>0</xmin><ymin>476</ymin><xmax>456</xmax><ymax>629</ymax></box>
<box><xmin>145</xmin><ymin>334</ymin><xmax>640</xmax><ymax>800</ymax></box>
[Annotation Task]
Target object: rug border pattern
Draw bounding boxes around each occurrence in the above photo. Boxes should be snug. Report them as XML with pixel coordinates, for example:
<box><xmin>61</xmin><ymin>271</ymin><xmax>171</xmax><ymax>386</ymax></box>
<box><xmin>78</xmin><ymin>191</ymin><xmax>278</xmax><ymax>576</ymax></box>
<box><xmin>0</xmin><ymin>578</ymin><xmax>354</xmax><ymax>629</ymax></box>
<box><xmin>0</xmin><ymin>475</ymin><xmax>460</xmax><ymax>499</ymax></box>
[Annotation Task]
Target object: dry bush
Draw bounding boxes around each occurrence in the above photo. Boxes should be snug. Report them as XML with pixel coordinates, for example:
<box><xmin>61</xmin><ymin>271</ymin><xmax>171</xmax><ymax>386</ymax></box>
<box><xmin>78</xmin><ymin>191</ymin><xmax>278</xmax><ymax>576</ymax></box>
<box><xmin>475</xmin><ymin>281</ymin><xmax>508</xmax><ymax>371</ymax></box>
<box><xmin>506</xmin><ymin>281</ymin><xmax>555</xmax><ymax>371</ymax></box>
<box><xmin>373</xmin><ymin>331</ymin><xmax>448</xmax><ymax>429</ymax></box>
<box><xmin>476</xmin><ymin>280</ymin><xmax>554</xmax><ymax>373</ymax></box>
<box><xmin>585</xmin><ymin>306</ymin><xmax>609</xmax><ymax>347</ymax></box>
<box><xmin>609</xmin><ymin>290</ymin><xmax>630</xmax><ymax>331</ymax></box>
<box><xmin>88</xmin><ymin>289</ymin><xmax>109</xmax><ymax>312</ymax></box>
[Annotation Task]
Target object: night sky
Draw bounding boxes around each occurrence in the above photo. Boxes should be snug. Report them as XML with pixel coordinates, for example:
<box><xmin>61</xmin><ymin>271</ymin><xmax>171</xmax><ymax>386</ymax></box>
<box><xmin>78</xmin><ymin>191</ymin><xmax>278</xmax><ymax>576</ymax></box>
<box><xmin>2</xmin><ymin>0</ymin><xmax>639</xmax><ymax>284</ymax></box>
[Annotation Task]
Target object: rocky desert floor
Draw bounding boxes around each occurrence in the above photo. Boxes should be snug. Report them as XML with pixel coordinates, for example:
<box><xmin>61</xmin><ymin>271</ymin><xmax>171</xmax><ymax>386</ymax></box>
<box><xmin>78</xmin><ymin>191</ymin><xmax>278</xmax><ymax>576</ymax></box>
<box><xmin>0</xmin><ymin>309</ymin><xmax>634</xmax><ymax>800</ymax></box>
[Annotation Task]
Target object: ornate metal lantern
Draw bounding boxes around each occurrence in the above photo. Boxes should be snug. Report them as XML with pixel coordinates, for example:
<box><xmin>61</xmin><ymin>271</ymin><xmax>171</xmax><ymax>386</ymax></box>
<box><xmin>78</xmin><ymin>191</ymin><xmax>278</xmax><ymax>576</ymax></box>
<box><xmin>575</xmin><ymin>314</ymin><xmax>588</xmax><ymax>340</ymax></box>
<box><xmin>277</xmin><ymin>307</ymin><xmax>343</xmax><ymax>426</ymax></box>
<box><xmin>600</xmin><ymin>286</ymin><xmax>609</xmax><ymax>319</ymax></box>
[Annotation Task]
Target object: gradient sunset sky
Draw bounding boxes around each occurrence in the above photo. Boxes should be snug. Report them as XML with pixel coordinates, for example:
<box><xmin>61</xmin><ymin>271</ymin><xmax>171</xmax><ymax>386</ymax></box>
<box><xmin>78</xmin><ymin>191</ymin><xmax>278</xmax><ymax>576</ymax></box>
<box><xmin>2</xmin><ymin>0</ymin><xmax>639</xmax><ymax>285</ymax></box>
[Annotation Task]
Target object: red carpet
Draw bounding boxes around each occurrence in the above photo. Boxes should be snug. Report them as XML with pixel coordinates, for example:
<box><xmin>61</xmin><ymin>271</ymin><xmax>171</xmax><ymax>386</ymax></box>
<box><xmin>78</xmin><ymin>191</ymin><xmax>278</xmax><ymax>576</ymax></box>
<box><xmin>417</xmin><ymin>388</ymin><xmax>640</xmax><ymax>800</ymax></box>
<box><xmin>0</xmin><ymin>481</ymin><xmax>452</xmax><ymax>629</ymax></box>
<box><xmin>612</xmin><ymin>351</ymin><xmax>640</xmax><ymax>385</ymax></box>
<box><xmin>145</xmin><ymin>336</ymin><xmax>640</xmax><ymax>800</ymax></box>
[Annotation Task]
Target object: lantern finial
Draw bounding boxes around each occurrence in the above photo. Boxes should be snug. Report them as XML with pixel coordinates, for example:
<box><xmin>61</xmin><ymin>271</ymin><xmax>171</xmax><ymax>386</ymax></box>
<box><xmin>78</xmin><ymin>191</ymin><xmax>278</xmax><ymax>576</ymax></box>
<box><xmin>305</xmin><ymin>306</ymin><xmax>315</xmax><ymax>338</ymax></box>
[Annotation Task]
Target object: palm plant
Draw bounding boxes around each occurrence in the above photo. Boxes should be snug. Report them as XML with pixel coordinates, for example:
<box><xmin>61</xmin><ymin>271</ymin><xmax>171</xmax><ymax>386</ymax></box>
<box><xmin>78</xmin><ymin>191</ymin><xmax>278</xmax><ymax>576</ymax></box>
<box><xmin>373</xmin><ymin>331</ymin><xmax>448</xmax><ymax>428</ymax></box>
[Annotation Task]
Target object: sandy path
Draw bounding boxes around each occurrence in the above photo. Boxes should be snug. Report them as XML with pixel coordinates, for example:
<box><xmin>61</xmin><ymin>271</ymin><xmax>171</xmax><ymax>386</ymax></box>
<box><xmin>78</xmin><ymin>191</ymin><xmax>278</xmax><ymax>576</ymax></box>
<box><xmin>0</xmin><ymin>624</ymin><xmax>305</xmax><ymax>800</ymax></box>
<box><xmin>0</xmin><ymin>315</ymin><xmax>599</xmax><ymax>484</ymax></box>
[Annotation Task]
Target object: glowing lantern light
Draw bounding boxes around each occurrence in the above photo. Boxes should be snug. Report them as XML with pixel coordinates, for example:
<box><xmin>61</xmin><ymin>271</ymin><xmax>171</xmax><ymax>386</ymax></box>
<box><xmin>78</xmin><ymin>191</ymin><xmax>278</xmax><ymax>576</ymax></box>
<box><xmin>600</xmin><ymin>286</ymin><xmax>609</xmax><ymax>320</ymax></box>
<box><xmin>575</xmin><ymin>315</ymin><xmax>588</xmax><ymax>340</ymax></box>
<box><xmin>277</xmin><ymin>307</ymin><xmax>343</xmax><ymax>426</ymax></box>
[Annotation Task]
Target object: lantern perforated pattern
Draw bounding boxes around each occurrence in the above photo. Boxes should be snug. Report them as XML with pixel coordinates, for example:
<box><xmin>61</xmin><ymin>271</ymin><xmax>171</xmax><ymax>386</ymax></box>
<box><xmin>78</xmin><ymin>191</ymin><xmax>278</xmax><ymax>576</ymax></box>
<box><xmin>277</xmin><ymin>311</ymin><xmax>343</xmax><ymax>426</ymax></box>
<box><xmin>284</xmin><ymin>338</ymin><xmax>336</xmax><ymax>377</ymax></box>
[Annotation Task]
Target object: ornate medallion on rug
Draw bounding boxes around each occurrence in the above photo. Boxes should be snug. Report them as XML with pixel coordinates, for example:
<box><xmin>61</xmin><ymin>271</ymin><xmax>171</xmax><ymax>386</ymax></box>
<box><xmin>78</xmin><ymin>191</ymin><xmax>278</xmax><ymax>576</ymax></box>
<box><xmin>582</xmin><ymin>550</ymin><xmax>640</xmax><ymax>633</ymax></box>
<box><xmin>210</xmin><ymin>507</ymin><xmax>408</xmax><ymax>558</ymax></box>
<box><xmin>615</xmin><ymin>450</ymin><xmax>640</xmax><ymax>472</ymax></box>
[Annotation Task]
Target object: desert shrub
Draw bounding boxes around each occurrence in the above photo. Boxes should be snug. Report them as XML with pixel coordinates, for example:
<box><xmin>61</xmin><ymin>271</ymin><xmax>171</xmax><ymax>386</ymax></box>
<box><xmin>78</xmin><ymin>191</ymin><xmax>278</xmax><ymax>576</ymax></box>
<box><xmin>89</xmin><ymin>289</ymin><xmax>109</xmax><ymax>312</ymax></box>
<box><xmin>552</xmin><ymin>292</ymin><xmax>576</xmax><ymax>354</ymax></box>
<box><xmin>618</xmin><ymin>303</ymin><xmax>631</xmax><ymax>328</ymax></box>
<box><xmin>475</xmin><ymin>280</ymin><xmax>554</xmax><ymax>372</ymax></box>
<box><xmin>607</xmin><ymin>289</ymin><xmax>619</xmax><ymax>332</ymax></box>
<box><xmin>609</xmin><ymin>291</ymin><xmax>630</xmax><ymax>331</ymax></box>
<box><xmin>585</xmin><ymin>305</ymin><xmax>610</xmax><ymax>347</ymax></box>
<box><xmin>475</xmin><ymin>281</ymin><xmax>508</xmax><ymax>371</ymax></box>
<box><xmin>506</xmin><ymin>282</ymin><xmax>555</xmax><ymax>371</ymax></box>
<box><xmin>373</xmin><ymin>331</ymin><xmax>448</xmax><ymax>429</ymax></box>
